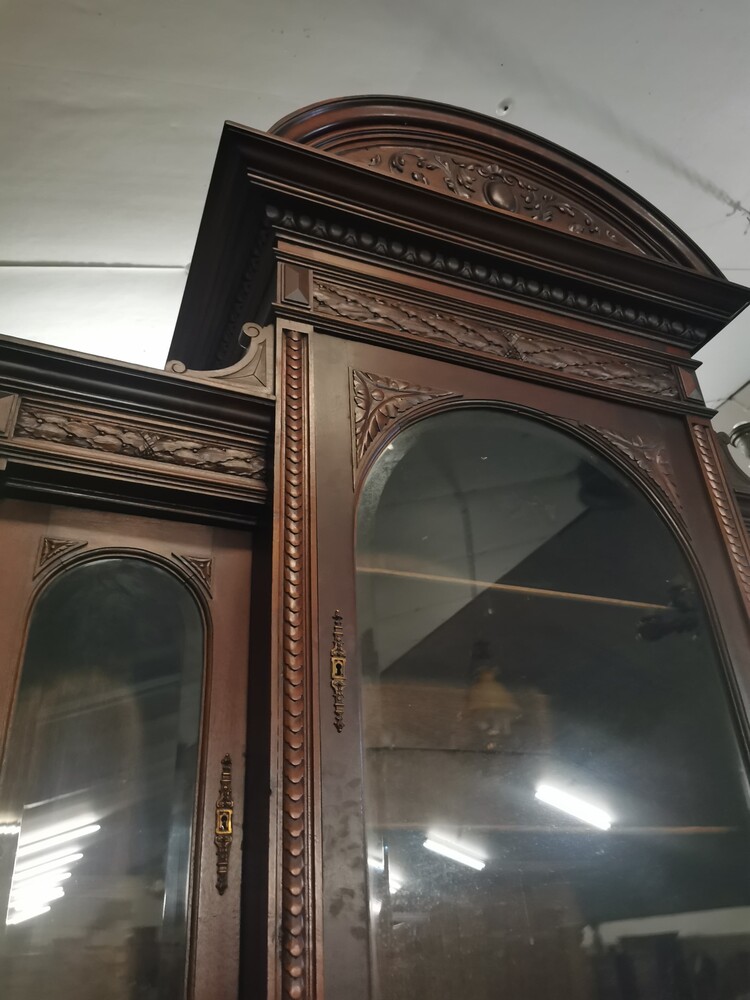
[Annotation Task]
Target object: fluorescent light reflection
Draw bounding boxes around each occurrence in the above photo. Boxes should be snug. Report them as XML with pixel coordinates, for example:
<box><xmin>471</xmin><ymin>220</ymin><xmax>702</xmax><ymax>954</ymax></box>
<box><xmin>15</xmin><ymin>851</ymin><xmax>83</xmax><ymax>879</ymax></box>
<box><xmin>6</xmin><ymin>905</ymin><xmax>51</xmax><ymax>925</ymax></box>
<box><xmin>423</xmin><ymin>834</ymin><xmax>486</xmax><ymax>871</ymax></box>
<box><xmin>6</xmin><ymin>814</ymin><xmax>99</xmax><ymax>926</ymax></box>
<box><xmin>16</xmin><ymin>823</ymin><xmax>100</xmax><ymax>858</ymax></box>
<box><xmin>368</xmin><ymin>854</ymin><xmax>403</xmax><ymax>892</ymax></box>
<box><xmin>535</xmin><ymin>783</ymin><xmax>612</xmax><ymax>830</ymax></box>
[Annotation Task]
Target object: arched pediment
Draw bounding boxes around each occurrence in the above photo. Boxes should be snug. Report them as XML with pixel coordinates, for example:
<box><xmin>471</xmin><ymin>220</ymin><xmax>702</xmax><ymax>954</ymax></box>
<box><xmin>271</xmin><ymin>96</ymin><xmax>722</xmax><ymax>277</ymax></box>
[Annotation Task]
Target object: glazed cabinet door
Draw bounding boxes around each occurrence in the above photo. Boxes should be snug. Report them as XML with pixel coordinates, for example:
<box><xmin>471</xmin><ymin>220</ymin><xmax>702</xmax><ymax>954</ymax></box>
<box><xmin>0</xmin><ymin>499</ymin><xmax>252</xmax><ymax>1000</ymax></box>
<box><xmin>288</xmin><ymin>329</ymin><xmax>750</xmax><ymax>1000</ymax></box>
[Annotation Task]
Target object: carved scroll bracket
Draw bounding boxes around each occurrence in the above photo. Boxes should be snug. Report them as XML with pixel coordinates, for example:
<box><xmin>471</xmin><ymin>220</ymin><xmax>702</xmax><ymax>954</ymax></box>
<box><xmin>166</xmin><ymin>322</ymin><xmax>275</xmax><ymax>398</ymax></box>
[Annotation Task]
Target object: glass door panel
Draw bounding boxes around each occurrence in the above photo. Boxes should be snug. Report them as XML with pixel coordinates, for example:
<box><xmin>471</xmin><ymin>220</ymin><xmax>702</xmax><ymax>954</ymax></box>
<box><xmin>0</xmin><ymin>557</ymin><xmax>204</xmax><ymax>1000</ymax></box>
<box><xmin>356</xmin><ymin>407</ymin><xmax>750</xmax><ymax>1000</ymax></box>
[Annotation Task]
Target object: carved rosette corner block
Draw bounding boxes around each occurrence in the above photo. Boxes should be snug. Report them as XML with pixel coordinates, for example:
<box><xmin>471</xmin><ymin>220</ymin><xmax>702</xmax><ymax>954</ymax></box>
<box><xmin>352</xmin><ymin>368</ymin><xmax>459</xmax><ymax>470</ymax></box>
<box><xmin>280</xmin><ymin>262</ymin><xmax>312</xmax><ymax>307</ymax></box>
<box><xmin>35</xmin><ymin>537</ymin><xmax>88</xmax><ymax>576</ymax></box>
<box><xmin>583</xmin><ymin>425</ymin><xmax>683</xmax><ymax>514</ymax></box>
<box><xmin>330</xmin><ymin>611</ymin><xmax>347</xmax><ymax>732</ymax></box>
<box><xmin>278</xmin><ymin>325</ymin><xmax>316</xmax><ymax>999</ymax></box>
<box><xmin>172</xmin><ymin>553</ymin><xmax>213</xmax><ymax>596</ymax></box>
<box><xmin>0</xmin><ymin>393</ymin><xmax>20</xmax><ymax>439</ymax></box>
<box><xmin>316</xmin><ymin>281</ymin><xmax>680</xmax><ymax>402</ymax></box>
<box><xmin>690</xmin><ymin>420</ymin><xmax>750</xmax><ymax>615</ymax></box>
<box><xmin>214</xmin><ymin>754</ymin><xmax>234</xmax><ymax>895</ymax></box>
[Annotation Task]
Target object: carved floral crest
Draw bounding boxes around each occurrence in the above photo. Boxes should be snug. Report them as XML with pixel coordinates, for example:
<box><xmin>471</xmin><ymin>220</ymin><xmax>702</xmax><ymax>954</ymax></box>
<box><xmin>345</xmin><ymin>146</ymin><xmax>641</xmax><ymax>253</ymax></box>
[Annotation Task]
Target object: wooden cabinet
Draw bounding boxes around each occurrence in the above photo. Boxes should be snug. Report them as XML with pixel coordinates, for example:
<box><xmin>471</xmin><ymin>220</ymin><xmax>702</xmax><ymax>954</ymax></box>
<box><xmin>3</xmin><ymin>96</ymin><xmax>750</xmax><ymax>1000</ymax></box>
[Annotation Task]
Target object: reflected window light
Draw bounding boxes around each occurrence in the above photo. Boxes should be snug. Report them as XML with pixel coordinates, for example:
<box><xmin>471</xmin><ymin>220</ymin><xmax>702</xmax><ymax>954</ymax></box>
<box><xmin>7</xmin><ymin>815</ymin><xmax>99</xmax><ymax>926</ymax></box>
<box><xmin>16</xmin><ymin>822</ymin><xmax>100</xmax><ymax>858</ymax></box>
<box><xmin>368</xmin><ymin>855</ymin><xmax>385</xmax><ymax>872</ymax></box>
<box><xmin>535</xmin><ymin>783</ymin><xmax>613</xmax><ymax>830</ymax></box>
<box><xmin>6</xmin><ymin>904</ymin><xmax>51</xmax><ymax>926</ymax></box>
<box><xmin>423</xmin><ymin>833</ymin><xmax>486</xmax><ymax>871</ymax></box>
<box><xmin>0</xmin><ymin>823</ymin><xmax>21</xmax><ymax>837</ymax></box>
<box><xmin>370</xmin><ymin>898</ymin><xmax>383</xmax><ymax>917</ymax></box>
<box><xmin>15</xmin><ymin>851</ymin><xmax>83</xmax><ymax>878</ymax></box>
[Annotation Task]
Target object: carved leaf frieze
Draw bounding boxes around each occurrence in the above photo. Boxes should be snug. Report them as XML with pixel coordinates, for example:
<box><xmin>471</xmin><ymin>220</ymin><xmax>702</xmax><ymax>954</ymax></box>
<box><xmin>586</xmin><ymin>426</ymin><xmax>682</xmax><ymax>513</ymax></box>
<box><xmin>14</xmin><ymin>404</ymin><xmax>266</xmax><ymax>481</ymax></box>
<box><xmin>315</xmin><ymin>280</ymin><xmax>680</xmax><ymax>401</ymax></box>
<box><xmin>346</xmin><ymin>146</ymin><xmax>641</xmax><ymax>253</ymax></box>
<box><xmin>352</xmin><ymin>369</ymin><xmax>458</xmax><ymax>466</ymax></box>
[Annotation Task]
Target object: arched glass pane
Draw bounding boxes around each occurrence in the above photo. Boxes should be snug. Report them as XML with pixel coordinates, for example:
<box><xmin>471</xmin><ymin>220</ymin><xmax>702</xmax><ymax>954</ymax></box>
<box><xmin>0</xmin><ymin>558</ymin><xmax>204</xmax><ymax>1000</ymax></box>
<box><xmin>357</xmin><ymin>408</ymin><xmax>750</xmax><ymax>1000</ymax></box>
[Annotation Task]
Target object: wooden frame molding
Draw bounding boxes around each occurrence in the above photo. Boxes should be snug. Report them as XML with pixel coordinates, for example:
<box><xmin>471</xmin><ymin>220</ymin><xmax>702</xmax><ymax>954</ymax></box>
<box><xmin>272</xmin><ymin>321</ymin><xmax>319</xmax><ymax>1000</ymax></box>
<box><xmin>690</xmin><ymin>419</ymin><xmax>750</xmax><ymax>616</ymax></box>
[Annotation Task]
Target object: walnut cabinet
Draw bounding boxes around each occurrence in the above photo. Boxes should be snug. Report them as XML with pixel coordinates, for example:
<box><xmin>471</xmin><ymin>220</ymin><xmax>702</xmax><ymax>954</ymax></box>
<box><xmin>2</xmin><ymin>97</ymin><xmax>750</xmax><ymax>1000</ymax></box>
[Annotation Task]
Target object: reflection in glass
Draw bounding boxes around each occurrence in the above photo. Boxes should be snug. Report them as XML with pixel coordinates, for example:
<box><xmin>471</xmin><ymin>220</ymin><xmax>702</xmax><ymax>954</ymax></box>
<box><xmin>0</xmin><ymin>558</ymin><xmax>204</xmax><ymax>1000</ymax></box>
<box><xmin>357</xmin><ymin>409</ymin><xmax>750</xmax><ymax>1000</ymax></box>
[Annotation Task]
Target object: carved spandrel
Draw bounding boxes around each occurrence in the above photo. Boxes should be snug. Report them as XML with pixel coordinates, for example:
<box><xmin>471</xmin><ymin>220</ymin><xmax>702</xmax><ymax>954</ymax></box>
<box><xmin>344</xmin><ymin>145</ymin><xmax>642</xmax><ymax>254</ymax></box>
<box><xmin>172</xmin><ymin>554</ymin><xmax>213</xmax><ymax>596</ymax></box>
<box><xmin>352</xmin><ymin>369</ymin><xmax>459</xmax><ymax>469</ymax></box>
<box><xmin>316</xmin><ymin>280</ymin><xmax>680</xmax><ymax>402</ymax></box>
<box><xmin>166</xmin><ymin>322</ymin><xmax>274</xmax><ymax>397</ymax></box>
<box><xmin>35</xmin><ymin>537</ymin><xmax>88</xmax><ymax>576</ymax></box>
<box><xmin>583</xmin><ymin>425</ymin><xmax>683</xmax><ymax>515</ymax></box>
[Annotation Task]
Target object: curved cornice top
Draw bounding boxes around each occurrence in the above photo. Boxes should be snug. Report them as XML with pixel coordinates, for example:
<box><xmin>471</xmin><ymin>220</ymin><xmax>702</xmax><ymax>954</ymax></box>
<box><xmin>270</xmin><ymin>95</ymin><xmax>723</xmax><ymax>278</ymax></box>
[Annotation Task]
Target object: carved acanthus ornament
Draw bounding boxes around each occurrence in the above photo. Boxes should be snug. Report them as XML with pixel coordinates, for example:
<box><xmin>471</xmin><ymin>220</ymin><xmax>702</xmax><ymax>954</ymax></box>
<box><xmin>352</xmin><ymin>369</ymin><xmax>459</xmax><ymax>467</ymax></box>
<box><xmin>345</xmin><ymin>146</ymin><xmax>641</xmax><ymax>253</ymax></box>
<box><xmin>585</xmin><ymin>426</ymin><xmax>682</xmax><ymax>513</ymax></box>
<box><xmin>316</xmin><ymin>281</ymin><xmax>679</xmax><ymax>402</ymax></box>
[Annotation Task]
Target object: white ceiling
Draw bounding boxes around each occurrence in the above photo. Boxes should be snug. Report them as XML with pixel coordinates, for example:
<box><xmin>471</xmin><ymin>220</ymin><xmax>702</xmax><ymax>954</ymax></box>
<box><xmin>1</xmin><ymin>0</ymin><xmax>749</xmax><ymax>407</ymax></box>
